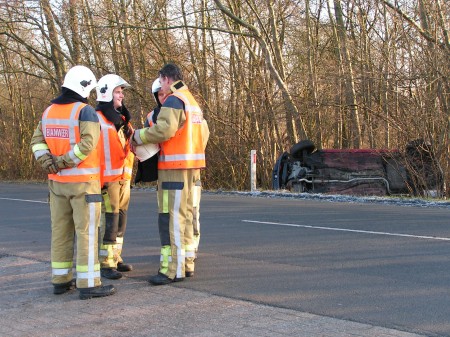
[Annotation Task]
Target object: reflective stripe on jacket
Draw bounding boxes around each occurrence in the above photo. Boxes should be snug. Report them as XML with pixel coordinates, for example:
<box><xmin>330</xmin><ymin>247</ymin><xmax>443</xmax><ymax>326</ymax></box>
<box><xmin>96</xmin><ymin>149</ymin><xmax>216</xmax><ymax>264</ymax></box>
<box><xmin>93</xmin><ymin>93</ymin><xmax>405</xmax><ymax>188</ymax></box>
<box><xmin>158</xmin><ymin>88</ymin><xmax>206</xmax><ymax>170</ymax></box>
<box><xmin>41</xmin><ymin>102</ymin><xmax>101</xmax><ymax>182</ymax></box>
<box><xmin>97</xmin><ymin>111</ymin><xmax>132</xmax><ymax>182</ymax></box>
<box><xmin>122</xmin><ymin>150</ymin><xmax>134</xmax><ymax>180</ymax></box>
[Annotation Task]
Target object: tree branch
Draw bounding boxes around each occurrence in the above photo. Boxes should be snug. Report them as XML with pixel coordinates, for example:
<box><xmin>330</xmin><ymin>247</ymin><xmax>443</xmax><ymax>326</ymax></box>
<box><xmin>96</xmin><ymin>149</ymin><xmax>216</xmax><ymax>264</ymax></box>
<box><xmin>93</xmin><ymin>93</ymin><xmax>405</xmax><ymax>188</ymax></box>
<box><xmin>381</xmin><ymin>0</ymin><xmax>448</xmax><ymax>52</ymax></box>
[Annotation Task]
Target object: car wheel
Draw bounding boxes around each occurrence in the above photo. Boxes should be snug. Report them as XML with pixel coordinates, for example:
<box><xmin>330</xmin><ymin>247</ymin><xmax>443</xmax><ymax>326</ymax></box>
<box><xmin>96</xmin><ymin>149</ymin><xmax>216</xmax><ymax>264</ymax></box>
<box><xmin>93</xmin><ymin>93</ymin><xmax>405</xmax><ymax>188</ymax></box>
<box><xmin>272</xmin><ymin>152</ymin><xmax>289</xmax><ymax>190</ymax></box>
<box><xmin>290</xmin><ymin>140</ymin><xmax>316</xmax><ymax>160</ymax></box>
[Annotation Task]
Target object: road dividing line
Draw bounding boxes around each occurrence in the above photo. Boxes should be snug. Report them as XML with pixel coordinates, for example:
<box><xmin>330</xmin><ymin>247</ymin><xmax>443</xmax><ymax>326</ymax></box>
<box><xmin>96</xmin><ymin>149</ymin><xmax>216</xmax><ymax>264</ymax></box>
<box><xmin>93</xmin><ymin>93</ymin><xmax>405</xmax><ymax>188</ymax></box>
<box><xmin>242</xmin><ymin>219</ymin><xmax>450</xmax><ymax>241</ymax></box>
<box><xmin>0</xmin><ymin>197</ymin><xmax>48</xmax><ymax>204</ymax></box>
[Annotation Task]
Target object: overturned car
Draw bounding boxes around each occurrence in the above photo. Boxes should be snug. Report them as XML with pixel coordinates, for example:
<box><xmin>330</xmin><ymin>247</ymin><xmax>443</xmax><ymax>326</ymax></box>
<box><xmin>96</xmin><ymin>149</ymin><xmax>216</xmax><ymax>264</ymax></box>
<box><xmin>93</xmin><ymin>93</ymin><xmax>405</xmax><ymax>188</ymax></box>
<box><xmin>272</xmin><ymin>139</ymin><xmax>444</xmax><ymax>197</ymax></box>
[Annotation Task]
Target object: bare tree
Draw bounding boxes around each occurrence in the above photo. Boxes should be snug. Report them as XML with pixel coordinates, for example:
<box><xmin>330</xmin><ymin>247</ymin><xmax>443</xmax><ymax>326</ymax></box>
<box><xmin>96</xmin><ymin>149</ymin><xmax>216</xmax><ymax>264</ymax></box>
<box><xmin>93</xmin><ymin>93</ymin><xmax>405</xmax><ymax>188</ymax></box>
<box><xmin>332</xmin><ymin>0</ymin><xmax>361</xmax><ymax>148</ymax></box>
<box><xmin>40</xmin><ymin>0</ymin><xmax>66</xmax><ymax>82</ymax></box>
<box><xmin>0</xmin><ymin>0</ymin><xmax>448</xmax><ymax>194</ymax></box>
<box><xmin>213</xmin><ymin>0</ymin><xmax>308</xmax><ymax>145</ymax></box>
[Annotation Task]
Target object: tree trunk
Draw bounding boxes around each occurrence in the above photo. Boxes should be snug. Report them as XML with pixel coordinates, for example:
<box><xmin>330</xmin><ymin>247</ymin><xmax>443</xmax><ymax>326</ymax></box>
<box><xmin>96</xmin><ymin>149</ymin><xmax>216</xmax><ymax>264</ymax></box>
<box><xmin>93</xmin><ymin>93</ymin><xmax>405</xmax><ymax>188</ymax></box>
<box><xmin>40</xmin><ymin>0</ymin><xmax>65</xmax><ymax>83</ymax></box>
<box><xmin>305</xmin><ymin>0</ymin><xmax>322</xmax><ymax>148</ymax></box>
<box><xmin>334</xmin><ymin>0</ymin><xmax>361</xmax><ymax>148</ymax></box>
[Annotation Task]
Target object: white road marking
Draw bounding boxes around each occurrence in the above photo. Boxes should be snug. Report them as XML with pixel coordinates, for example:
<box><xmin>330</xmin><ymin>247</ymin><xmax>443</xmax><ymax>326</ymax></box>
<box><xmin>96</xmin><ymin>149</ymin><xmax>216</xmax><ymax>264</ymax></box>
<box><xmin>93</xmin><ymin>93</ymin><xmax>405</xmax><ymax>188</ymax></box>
<box><xmin>0</xmin><ymin>197</ymin><xmax>48</xmax><ymax>204</ymax></box>
<box><xmin>242</xmin><ymin>220</ymin><xmax>450</xmax><ymax>241</ymax></box>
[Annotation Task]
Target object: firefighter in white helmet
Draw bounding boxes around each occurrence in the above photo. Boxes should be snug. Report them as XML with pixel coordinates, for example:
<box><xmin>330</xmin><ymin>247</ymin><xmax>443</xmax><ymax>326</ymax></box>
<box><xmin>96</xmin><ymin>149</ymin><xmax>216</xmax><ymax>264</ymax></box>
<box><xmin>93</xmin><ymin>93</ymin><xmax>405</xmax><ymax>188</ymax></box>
<box><xmin>30</xmin><ymin>65</ymin><xmax>116</xmax><ymax>299</ymax></box>
<box><xmin>95</xmin><ymin>74</ymin><xmax>135</xmax><ymax>280</ymax></box>
<box><xmin>133</xmin><ymin>64</ymin><xmax>209</xmax><ymax>285</ymax></box>
<box><xmin>135</xmin><ymin>78</ymin><xmax>209</xmax><ymax>267</ymax></box>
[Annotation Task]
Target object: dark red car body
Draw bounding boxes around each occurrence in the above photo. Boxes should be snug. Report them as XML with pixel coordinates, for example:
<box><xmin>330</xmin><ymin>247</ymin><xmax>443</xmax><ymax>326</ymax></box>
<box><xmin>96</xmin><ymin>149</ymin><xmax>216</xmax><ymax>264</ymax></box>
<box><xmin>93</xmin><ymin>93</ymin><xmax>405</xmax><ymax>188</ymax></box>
<box><xmin>272</xmin><ymin>140</ymin><xmax>443</xmax><ymax>197</ymax></box>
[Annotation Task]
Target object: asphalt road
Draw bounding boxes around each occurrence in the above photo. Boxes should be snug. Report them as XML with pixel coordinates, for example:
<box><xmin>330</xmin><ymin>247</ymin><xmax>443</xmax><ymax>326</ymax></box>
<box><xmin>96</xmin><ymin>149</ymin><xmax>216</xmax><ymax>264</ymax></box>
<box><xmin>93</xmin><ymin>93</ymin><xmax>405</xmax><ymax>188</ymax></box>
<box><xmin>1</xmin><ymin>182</ymin><xmax>449</xmax><ymax>336</ymax></box>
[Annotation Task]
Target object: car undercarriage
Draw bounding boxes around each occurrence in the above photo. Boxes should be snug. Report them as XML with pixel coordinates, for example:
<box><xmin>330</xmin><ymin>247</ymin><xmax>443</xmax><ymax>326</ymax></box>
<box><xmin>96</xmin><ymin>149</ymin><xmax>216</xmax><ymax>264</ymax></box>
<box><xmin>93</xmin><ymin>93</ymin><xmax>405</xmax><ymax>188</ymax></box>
<box><xmin>272</xmin><ymin>139</ymin><xmax>444</xmax><ymax>197</ymax></box>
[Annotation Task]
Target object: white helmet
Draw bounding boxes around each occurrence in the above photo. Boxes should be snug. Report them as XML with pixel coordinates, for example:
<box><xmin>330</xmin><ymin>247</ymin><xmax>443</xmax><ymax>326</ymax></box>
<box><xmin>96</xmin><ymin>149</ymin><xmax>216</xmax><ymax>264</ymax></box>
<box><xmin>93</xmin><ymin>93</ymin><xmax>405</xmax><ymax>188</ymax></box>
<box><xmin>151</xmin><ymin>78</ymin><xmax>161</xmax><ymax>105</ymax></box>
<box><xmin>62</xmin><ymin>65</ymin><xmax>97</xmax><ymax>98</ymax></box>
<box><xmin>96</xmin><ymin>74</ymin><xmax>131</xmax><ymax>102</ymax></box>
<box><xmin>151</xmin><ymin>78</ymin><xmax>161</xmax><ymax>93</ymax></box>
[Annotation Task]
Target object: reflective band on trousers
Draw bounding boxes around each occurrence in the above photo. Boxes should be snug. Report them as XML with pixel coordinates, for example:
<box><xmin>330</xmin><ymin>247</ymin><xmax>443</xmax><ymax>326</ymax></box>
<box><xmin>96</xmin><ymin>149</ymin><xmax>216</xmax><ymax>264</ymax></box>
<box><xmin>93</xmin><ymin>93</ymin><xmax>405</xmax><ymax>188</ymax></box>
<box><xmin>162</xmin><ymin>189</ymin><xmax>169</xmax><ymax>213</ymax></box>
<box><xmin>80</xmin><ymin>201</ymin><xmax>101</xmax><ymax>287</ymax></box>
<box><xmin>102</xmin><ymin>190</ymin><xmax>112</xmax><ymax>213</ymax></box>
<box><xmin>77</xmin><ymin>271</ymin><xmax>101</xmax><ymax>280</ymax></box>
<box><xmin>52</xmin><ymin>268</ymin><xmax>71</xmax><ymax>276</ymax></box>
<box><xmin>52</xmin><ymin>261</ymin><xmax>73</xmax><ymax>276</ymax></box>
<box><xmin>185</xmin><ymin>252</ymin><xmax>196</xmax><ymax>258</ymax></box>
<box><xmin>173</xmin><ymin>189</ymin><xmax>185</xmax><ymax>278</ymax></box>
<box><xmin>160</xmin><ymin>245</ymin><xmax>171</xmax><ymax>274</ymax></box>
<box><xmin>116</xmin><ymin>236</ymin><xmax>124</xmax><ymax>250</ymax></box>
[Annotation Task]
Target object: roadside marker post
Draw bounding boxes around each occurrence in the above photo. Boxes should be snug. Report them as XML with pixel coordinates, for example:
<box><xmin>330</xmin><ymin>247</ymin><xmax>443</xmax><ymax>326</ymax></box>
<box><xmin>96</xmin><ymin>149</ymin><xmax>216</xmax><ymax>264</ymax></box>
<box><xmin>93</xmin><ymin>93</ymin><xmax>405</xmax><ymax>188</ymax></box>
<box><xmin>251</xmin><ymin>150</ymin><xmax>257</xmax><ymax>192</ymax></box>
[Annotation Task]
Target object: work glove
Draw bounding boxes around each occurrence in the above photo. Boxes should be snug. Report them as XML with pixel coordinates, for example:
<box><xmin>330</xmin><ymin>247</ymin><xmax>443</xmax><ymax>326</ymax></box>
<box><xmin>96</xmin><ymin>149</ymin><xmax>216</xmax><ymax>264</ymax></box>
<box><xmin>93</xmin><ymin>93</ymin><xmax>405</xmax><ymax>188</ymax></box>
<box><xmin>40</xmin><ymin>153</ymin><xmax>59</xmax><ymax>174</ymax></box>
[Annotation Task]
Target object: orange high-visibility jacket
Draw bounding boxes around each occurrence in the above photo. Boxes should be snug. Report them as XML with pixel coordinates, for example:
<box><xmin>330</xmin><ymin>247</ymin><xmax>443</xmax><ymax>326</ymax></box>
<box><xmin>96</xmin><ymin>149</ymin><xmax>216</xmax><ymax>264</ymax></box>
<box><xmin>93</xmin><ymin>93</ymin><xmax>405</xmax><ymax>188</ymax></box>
<box><xmin>41</xmin><ymin>102</ymin><xmax>101</xmax><ymax>183</ymax></box>
<box><xmin>158</xmin><ymin>88</ymin><xmax>206</xmax><ymax>170</ymax></box>
<box><xmin>97</xmin><ymin>111</ymin><xmax>134</xmax><ymax>182</ymax></box>
<box><xmin>146</xmin><ymin>110</ymin><xmax>156</xmax><ymax>127</ymax></box>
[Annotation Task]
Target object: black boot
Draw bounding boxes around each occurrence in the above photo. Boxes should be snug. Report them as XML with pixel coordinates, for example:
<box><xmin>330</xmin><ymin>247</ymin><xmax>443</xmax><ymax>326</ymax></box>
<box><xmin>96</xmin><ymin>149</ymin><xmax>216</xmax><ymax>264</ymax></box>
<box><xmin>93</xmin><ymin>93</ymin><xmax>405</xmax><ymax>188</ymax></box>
<box><xmin>53</xmin><ymin>279</ymin><xmax>76</xmax><ymax>295</ymax></box>
<box><xmin>101</xmin><ymin>268</ymin><xmax>122</xmax><ymax>279</ymax></box>
<box><xmin>148</xmin><ymin>272</ymin><xmax>183</xmax><ymax>286</ymax></box>
<box><xmin>79</xmin><ymin>285</ymin><xmax>116</xmax><ymax>300</ymax></box>
<box><xmin>117</xmin><ymin>262</ymin><xmax>133</xmax><ymax>272</ymax></box>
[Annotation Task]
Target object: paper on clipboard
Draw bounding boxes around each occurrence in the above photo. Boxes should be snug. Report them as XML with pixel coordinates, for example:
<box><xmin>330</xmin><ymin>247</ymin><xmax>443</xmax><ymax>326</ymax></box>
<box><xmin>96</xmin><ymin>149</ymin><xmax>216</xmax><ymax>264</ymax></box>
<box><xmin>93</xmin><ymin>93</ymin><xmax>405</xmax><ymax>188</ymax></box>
<box><xmin>134</xmin><ymin>143</ymin><xmax>160</xmax><ymax>162</ymax></box>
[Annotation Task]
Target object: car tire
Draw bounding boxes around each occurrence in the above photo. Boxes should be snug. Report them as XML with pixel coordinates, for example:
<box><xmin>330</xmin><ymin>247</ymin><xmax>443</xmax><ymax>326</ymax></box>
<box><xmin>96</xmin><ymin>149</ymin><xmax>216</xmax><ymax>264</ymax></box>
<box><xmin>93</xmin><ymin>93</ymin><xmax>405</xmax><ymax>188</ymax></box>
<box><xmin>272</xmin><ymin>152</ymin><xmax>290</xmax><ymax>190</ymax></box>
<box><xmin>290</xmin><ymin>140</ymin><xmax>316</xmax><ymax>160</ymax></box>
